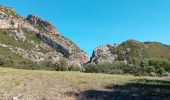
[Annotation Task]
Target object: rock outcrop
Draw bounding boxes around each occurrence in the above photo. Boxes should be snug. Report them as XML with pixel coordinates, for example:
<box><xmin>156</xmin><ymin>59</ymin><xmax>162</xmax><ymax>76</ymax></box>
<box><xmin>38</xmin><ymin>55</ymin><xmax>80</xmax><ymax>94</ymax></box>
<box><xmin>0</xmin><ymin>12</ymin><xmax>20</xmax><ymax>29</ymax></box>
<box><xmin>90</xmin><ymin>40</ymin><xmax>170</xmax><ymax>65</ymax></box>
<box><xmin>9</xmin><ymin>46</ymin><xmax>63</xmax><ymax>63</ymax></box>
<box><xmin>69</xmin><ymin>52</ymin><xmax>88</xmax><ymax>65</ymax></box>
<box><xmin>27</xmin><ymin>14</ymin><xmax>59</xmax><ymax>35</ymax></box>
<box><xmin>0</xmin><ymin>5</ymin><xmax>87</xmax><ymax>67</ymax></box>
<box><xmin>90</xmin><ymin>44</ymin><xmax>118</xmax><ymax>64</ymax></box>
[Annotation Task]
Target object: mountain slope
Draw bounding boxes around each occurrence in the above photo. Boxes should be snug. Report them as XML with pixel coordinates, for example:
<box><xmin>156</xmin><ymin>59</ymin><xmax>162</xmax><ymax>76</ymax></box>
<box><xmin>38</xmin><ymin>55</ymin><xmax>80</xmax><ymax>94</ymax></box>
<box><xmin>0</xmin><ymin>5</ymin><xmax>87</xmax><ymax>68</ymax></box>
<box><xmin>90</xmin><ymin>40</ymin><xmax>170</xmax><ymax>64</ymax></box>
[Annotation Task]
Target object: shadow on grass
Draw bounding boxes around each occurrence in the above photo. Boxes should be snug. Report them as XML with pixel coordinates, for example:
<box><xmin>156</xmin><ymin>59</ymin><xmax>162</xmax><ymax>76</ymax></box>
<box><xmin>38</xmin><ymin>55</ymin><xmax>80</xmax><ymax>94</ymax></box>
<box><xmin>66</xmin><ymin>79</ymin><xmax>170</xmax><ymax>100</ymax></box>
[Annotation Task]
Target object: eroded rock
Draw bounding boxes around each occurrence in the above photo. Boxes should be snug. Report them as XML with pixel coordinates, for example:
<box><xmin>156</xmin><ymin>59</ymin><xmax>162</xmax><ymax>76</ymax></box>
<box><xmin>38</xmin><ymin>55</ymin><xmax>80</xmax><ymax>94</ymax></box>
<box><xmin>27</xmin><ymin>14</ymin><xmax>59</xmax><ymax>35</ymax></box>
<box><xmin>90</xmin><ymin>44</ymin><xmax>118</xmax><ymax>64</ymax></box>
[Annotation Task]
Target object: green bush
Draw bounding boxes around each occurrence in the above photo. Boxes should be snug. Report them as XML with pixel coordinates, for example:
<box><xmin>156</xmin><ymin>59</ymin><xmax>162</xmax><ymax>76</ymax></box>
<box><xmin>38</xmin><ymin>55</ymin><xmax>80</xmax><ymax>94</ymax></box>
<box><xmin>84</xmin><ymin>61</ymin><xmax>127</xmax><ymax>74</ymax></box>
<box><xmin>28</xmin><ymin>62</ymin><xmax>51</xmax><ymax>70</ymax></box>
<box><xmin>124</xmin><ymin>64</ymin><xmax>135</xmax><ymax>74</ymax></box>
<box><xmin>148</xmin><ymin>59</ymin><xmax>170</xmax><ymax>73</ymax></box>
<box><xmin>68</xmin><ymin>65</ymin><xmax>80</xmax><ymax>71</ymax></box>
<box><xmin>54</xmin><ymin>59</ymin><xmax>68</xmax><ymax>71</ymax></box>
<box><xmin>110</xmin><ymin>61</ymin><xmax>127</xmax><ymax>74</ymax></box>
<box><xmin>84</xmin><ymin>62</ymin><xmax>113</xmax><ymax>73</ymax></box>
<box><xmin>37</xmin><ymin>59</ymin><xmax>68</xmax><ymax>71</ymax></box>
<box><xmin>147</xmin><ymin>66</ymin><xmax>156</xmax><ymax>73</ymax></box>
<box><xmin>84</xmin><ymin>64</ymin><xmax>99</xmax><ymax>73</ymax></box>
<box><xmin>140</xmin><ymin>59</ymin><xmax>149</xmax><ymax>68</ymax></box>
<box><xmin>157</xmin><ymin>67</ymin><xmax>166</xmax><ymax>75</ymax></box>
<box><xmin>161</xmin><ymin>61</ymin><xmax>170</xmax><ymax>72</ymax></box>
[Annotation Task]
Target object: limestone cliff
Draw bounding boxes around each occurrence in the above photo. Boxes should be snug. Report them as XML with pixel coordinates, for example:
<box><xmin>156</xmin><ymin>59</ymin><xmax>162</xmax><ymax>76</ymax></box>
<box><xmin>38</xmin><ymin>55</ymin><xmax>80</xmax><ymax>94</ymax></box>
<box><xmin>90</xmin><ymin>44</ymin><xmax>119</xmax><ymax>64</ymax></box>
<box><xmin>0</xmin><ymin>5</ymin><xmax>87</xmax><ymax>67</ymax></box>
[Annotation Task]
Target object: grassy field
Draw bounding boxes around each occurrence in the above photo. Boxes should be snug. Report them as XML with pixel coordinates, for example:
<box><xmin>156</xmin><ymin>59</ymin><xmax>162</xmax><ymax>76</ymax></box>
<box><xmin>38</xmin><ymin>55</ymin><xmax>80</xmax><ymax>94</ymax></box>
<box><xmin>0</xmin><ymin>67</ymin><xmax>169</xmax><ymax>100</ymax></box>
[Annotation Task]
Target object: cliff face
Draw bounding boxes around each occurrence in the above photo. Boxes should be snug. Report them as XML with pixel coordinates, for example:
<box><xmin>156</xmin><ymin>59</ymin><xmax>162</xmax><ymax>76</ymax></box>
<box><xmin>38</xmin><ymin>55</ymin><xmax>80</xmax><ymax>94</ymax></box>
<box><xmin>90</xmin><ymin>40</ymin><xmax>170</xmax><ymax>64</ymax></box>
<box><xmin>27</xmin><ymin>14</ymin><xmax>59</xmax><ymax>35</ymax></box>
<box><xmin>90</xmin><ymin>44</ymin><xmax>118</xmax><ymax>64</ymax></box>
<box><xmin>0</xmin><ymin>6</ymin><xmax>87</xmax><ymax>67</ymax></box>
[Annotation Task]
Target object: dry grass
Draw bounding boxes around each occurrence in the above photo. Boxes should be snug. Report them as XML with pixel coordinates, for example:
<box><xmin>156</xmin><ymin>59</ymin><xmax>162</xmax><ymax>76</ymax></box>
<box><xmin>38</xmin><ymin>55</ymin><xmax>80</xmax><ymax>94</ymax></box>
<box><xmin>0</xmin><ymin>67</ymin><xmax>167</xmax><ymax>100</ymax></box>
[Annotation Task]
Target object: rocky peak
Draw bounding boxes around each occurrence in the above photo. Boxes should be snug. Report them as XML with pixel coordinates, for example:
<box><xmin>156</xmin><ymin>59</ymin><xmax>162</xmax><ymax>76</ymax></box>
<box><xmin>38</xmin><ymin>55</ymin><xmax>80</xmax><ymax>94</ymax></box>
<box><xmin>90</xmin><ymin>44</ymin><xmax>119</xmax><ymax>64</ymax></box>
<box><xmin>27</xmin><ymin>14</ymin><xmax>59</xmax><ymax>35</ymax></box>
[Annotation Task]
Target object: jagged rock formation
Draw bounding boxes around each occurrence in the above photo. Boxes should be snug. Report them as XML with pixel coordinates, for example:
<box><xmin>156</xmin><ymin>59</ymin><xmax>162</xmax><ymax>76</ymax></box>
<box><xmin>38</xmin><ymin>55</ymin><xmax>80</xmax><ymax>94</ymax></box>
<box><xmin>27</xmin><ymin>14</ymin><xmax>59</xmax><ymax>35</ymax></box>
<box><xmin>90</xmin><ymin>40</ymin><xmax>170</xmax><ymax>64</ymax></box>
<box><xmin>90</xmin><ymin>44</ymin><xmax>118</xmax><ymax>64</ymax></box>
<box><xmin>0</xmin><ymin>5</ymin><xmax>87</xmax><ymax>67</ymax></box>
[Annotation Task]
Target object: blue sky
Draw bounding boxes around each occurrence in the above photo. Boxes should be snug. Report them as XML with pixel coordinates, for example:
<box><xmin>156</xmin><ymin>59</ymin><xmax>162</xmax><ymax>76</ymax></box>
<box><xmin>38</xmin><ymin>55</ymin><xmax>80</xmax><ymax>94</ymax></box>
<box><xmin>0</xmin><ymin>0</ymin><xmax>170</xmax><ymax>57</ymax></box>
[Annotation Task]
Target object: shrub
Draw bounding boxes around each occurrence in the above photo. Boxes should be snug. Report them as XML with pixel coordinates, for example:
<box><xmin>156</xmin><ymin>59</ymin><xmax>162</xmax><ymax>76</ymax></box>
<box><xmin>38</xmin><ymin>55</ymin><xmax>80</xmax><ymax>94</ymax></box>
<box><xmin>68</xmin><ymin>65</ymin><xmax>80</xmax><ymax>71</ymax></box>
<box><xmin>161</xmin><ymin>61</ymin><xmax>170</xmax><ymax>72</ymax></box>
<box><xmin>124</xmin><ymin>64</ymin><xmax>135</xmax><ymax>74</ymax></box>
<box><xmin>0</xmin><ymin>59</ymin><xmax>5</xmax><ymax>66</ymax></box>
<box><xmin>97</xmin><ymin>62</ymin><xmax>113</xmax><ymax>73</ymax></box>
<box><xmin>84</xmin><ymin>58</ymin><xmax>170</xmax><ymax>76</ymax></box>
<box><xmin>84</xmin><ymin>62</ymin><xmax>112</xmax><ymax>73</ymax></box>
<box><xmin>148</xmin><ymin>59</ymin><xmax>170</xmax><ymax>73</ymax></box>
<box><xmin>148</xmin><ymin>59</ymin><xmax>161</xmax><ymax>68</ymax></box>
<box><xmin>84</xmin><ymin>61</ymin><xmax>127</xmax><ymax>74</ymax></box>
<box><xmin>147</xmin><ymin>66</ymin><xmax>156</xmax><ymax>73</ymax></box>
<box><xmin>140</xmin><ymin>59</ymin><xmax>149</xmax><ymax>68</ymax></box>
<box><xmin>39</xmin><ymin>59</ymin><xmax>69</xmax><ymax>71</ymax></box>
<box><xmin>157</xmin><ymin>67</ymin><xmax>166</xmax><ymax>75</ymax></box>
<box><xmin>110</xmin><ymin>61</ymin><xmax>127</xmax><ymax>74</ymax></box>
<box><xmin>54</xmin><ymin>59</ymin><xmax>68</xmax><ymax>71</ymax></box>
<box><xmin>133</xmin><ymin>67</ymin><xmax>147</xmax><ymax>76</ymax></box>
<box><xmin>29</xmin><ymin>62</ymin><xmax>51</xmax><ymax>70</ymax></box>
<box><xmin>113</xmin><ymin>61</ymin><xmax>127</xmax><ymax>69</ymax></box>
<box><xmin>84</xmin><ymin>64</ymin><xmax>99</xmax><ymax>73</ymax></box>
<box><xmin>16</xmin><ymin>60</ymin><xmax>28</xmax><ymax>68</ymax></box>
<box><xmin>111</xmin><ymin>69</ymin><xmax>124</xmax><ymax>74</ymax></box>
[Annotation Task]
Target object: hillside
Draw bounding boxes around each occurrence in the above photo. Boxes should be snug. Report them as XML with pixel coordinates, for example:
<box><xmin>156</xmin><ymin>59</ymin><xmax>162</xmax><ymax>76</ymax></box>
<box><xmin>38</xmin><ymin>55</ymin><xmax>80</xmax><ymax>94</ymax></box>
<box><xmin>0</xmin><ymin>5</ymin><xmax>87</xmax><ymax>69</ymax></box>
<box><xmin>87</xmin><ymin>40</ymin><xmax>170</xmax><ymax>76</ymax></box>
<box><xmin>0</xmin><ymin>67</ymin><xmax>169</xmax><ymax>100</ymax></box>
<box><xmin>90</xmin><ymin>40</ymin><xmax>170</xmax><ymax>64</ymax></box>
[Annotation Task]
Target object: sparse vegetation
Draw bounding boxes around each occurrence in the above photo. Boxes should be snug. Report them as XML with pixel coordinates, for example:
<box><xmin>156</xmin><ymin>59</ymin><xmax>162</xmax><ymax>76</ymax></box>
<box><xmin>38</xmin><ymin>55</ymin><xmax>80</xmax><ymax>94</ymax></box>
<box><xmin>0</xmin><ymin>6</ymin><xmax>21</xmax><ymax>18</ymax></box>
<box><xmin>0</xmin><ymin>67</ymin><xmax>169</xmax><ymax>100</ymax></box>
<box><xmin>0</xmin><ymin>30</ymin><xmax>34</xmax><ymax>50</ymax></box>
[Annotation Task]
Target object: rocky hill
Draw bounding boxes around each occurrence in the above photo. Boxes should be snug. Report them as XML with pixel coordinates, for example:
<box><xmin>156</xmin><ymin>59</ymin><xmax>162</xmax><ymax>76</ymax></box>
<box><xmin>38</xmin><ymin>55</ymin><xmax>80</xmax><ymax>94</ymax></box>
<box><xmin>90</xmin><ymin>40</ymin><xmax>170</xmax><ymax>64</ymax></box>
<box><xmin>0</xmin><ymin>5</ymin><xmax>87</xmax><ymax>68</ymax></box>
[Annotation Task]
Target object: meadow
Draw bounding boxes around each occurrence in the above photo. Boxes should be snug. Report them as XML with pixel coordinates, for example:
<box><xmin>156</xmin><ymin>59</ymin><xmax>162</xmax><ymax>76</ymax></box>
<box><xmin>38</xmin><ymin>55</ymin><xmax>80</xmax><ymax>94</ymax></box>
<box><xmin>0</xmin><ymin>67</ymin><xmax>169</xmax><ymax>100</ymax></box>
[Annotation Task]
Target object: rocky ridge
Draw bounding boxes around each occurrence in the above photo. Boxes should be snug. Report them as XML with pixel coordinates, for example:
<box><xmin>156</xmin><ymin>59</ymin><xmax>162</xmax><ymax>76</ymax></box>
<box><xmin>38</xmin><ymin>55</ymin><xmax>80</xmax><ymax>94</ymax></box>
<box><xmin>0</xmin><ymin>6</ymin><xmax>87</xmax><ymax>67</ymax></box>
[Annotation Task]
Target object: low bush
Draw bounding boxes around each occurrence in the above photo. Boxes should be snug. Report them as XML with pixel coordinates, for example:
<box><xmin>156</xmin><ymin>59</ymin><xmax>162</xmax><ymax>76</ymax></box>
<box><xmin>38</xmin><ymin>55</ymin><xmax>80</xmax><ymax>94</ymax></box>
<box><xmin>84</xmin><ymin>61</ymin><xmax>127</xmax><ymax>74</ymax></box>
<box><xmin>41</xmin><ymin>59</ymin><xmax>81</xmax><ymax>71</ymax></box>
<box><xmin>157</xmin><ymin>67</ymin><xmax>166</xmax><ymax>75</ymax></box>
<box><xmin>147</xmin><ymin>66</ymin><xmax>156</xmax><ymax>73</ymax></box>
<box><xmin>0</xmin><ymin>59</ymin><xmax>5</xmax><ymax>66</ymax></box>
<box><xmin>68</xmin><ymin>65</ymin><xmax>81</xmax><ymax>71</ymax></box>
<box><xmin>54</xmin><ymin>59</ymin><xmax>68</xmax><ymax>71</ymax></box>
